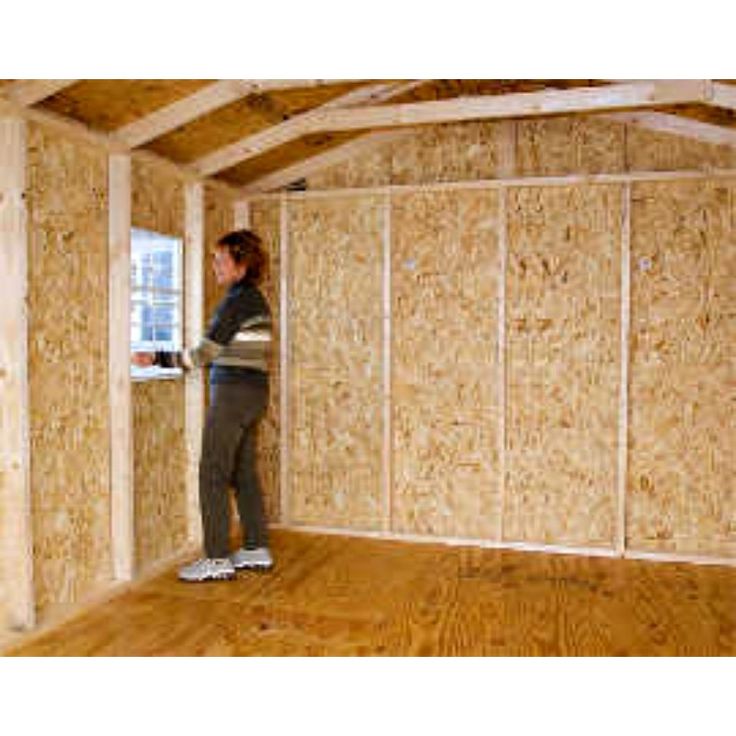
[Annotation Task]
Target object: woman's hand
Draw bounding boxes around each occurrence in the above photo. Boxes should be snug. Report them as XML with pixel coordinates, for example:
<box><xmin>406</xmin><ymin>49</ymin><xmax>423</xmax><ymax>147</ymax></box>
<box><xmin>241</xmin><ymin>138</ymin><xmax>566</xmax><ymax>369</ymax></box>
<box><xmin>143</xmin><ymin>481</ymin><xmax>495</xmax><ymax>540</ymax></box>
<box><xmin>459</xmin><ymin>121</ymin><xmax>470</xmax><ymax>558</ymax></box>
<box><xmin>131</xmin><ymin>352</ymin><xmax>155</xmax><ymax>368</ymax></box>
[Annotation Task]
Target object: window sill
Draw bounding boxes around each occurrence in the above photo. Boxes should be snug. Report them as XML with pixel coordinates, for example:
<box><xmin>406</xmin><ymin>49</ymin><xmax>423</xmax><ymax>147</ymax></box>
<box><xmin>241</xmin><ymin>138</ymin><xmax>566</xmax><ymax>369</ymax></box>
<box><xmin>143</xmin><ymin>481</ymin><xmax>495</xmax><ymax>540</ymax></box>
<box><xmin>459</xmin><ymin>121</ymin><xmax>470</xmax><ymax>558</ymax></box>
<box><xmin>131</xmin><ymin>367</ymin><xmax>184</xmax><ymax>383</ymax></box>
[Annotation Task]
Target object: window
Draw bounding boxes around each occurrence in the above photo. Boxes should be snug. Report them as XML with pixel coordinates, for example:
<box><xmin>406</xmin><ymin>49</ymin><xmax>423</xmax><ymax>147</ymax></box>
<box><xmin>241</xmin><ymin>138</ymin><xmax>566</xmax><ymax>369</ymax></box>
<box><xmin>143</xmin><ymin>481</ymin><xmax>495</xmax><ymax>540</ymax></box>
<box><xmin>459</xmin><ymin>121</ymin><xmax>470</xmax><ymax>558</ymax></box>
<box><xmin>130</xmin><ymin>228</ymin><xmax>183</xmax><ymax>380</ymax></box>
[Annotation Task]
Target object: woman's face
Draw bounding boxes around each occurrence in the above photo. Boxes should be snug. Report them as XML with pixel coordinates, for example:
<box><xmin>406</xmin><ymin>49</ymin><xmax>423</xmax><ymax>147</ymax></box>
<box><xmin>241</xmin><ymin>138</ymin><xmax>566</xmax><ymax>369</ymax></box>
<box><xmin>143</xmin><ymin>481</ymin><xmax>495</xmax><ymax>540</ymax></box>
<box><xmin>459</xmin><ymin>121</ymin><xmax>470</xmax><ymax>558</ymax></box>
<box><xmin>212</xmin><ymin>247</ymin><xmax>247</xmax><ymax>287</ymax></box>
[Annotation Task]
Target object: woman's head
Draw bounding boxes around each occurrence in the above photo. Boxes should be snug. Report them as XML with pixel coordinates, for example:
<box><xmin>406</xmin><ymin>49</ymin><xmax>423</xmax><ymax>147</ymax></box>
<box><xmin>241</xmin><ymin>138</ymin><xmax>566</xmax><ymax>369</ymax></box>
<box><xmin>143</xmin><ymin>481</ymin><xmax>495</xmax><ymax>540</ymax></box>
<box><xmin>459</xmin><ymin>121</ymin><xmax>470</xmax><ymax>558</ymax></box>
<box><xmin>213</xmin><ymin>229</ymin><xmax>266</xmax><ymax>287</ymax></box>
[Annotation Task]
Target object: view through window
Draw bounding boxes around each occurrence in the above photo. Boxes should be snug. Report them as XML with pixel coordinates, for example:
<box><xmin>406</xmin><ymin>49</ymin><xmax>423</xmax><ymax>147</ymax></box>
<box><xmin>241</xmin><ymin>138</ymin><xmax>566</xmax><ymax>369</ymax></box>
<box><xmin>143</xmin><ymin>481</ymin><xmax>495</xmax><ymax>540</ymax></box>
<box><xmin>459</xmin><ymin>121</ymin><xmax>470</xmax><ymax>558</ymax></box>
<box><xmin>130</xmin><ymin>227</ymin><xmax>183</xmax><ymax>379</ymax></box>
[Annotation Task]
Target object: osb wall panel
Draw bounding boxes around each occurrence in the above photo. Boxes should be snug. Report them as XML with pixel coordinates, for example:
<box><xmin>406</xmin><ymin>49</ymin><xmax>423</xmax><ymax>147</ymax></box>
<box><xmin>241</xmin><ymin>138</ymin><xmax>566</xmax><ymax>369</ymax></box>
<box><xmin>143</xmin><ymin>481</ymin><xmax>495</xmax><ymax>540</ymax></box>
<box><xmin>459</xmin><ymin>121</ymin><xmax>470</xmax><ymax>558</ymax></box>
<box><xmin>504</xmin><ymin>185</ymin><xmax>622</xmax><ymax>548</ymax></box>
<box><xmin>625</xmin><ymin>126</ymin><xmax>736</xmax><ymax>172</ymax></box>
<box><xmin>391</xmin><ymin>190</ymin><xmax>501</xmax><ymax>538</ymax></box>
<box><xmin>307</xmin><ymin>115</ymin><xmax>736</xmax><ymax>192</ymax></box>
<box><xmin>288</xmin><ymin>196</ymin><xmax>384</xmax><ymax>529</ymax></box>
<box><xmin>204</xmin><ymin>184</ymin><xmax>235</xmax><ymax>320</ymax></box>
<box><xmin>250</xmin><ymin>200</ymin><xmax>282</xmax><ymax>523</ymax></box>
<box><xmin>26</xmin><ymin>122</ymin><xmax>111</xmax><ymax>615</ymax></box>
<box><xmin>131</xmin><ymin>157</ymin><xmax>185</xmax><ymax>238</ymax></box>
<box><xmin>628</xmin><ymin>179</ymin><xmax>735</xmax><ymax>558</ymax></box>
<box><xmin>133</xmin><ymin>381</ymin><xmax>188</xmax><ymax>569</ymax></box>
<box><xmin>131</xmin><ymin>156</ymin><xmax>187</xmax><ymax>571</ymax></box>
<box><xmin>307</xmin><ymin>138</ymin><xmax>394</xmax><ymax>191</ymax></box>
<box><xmin>390</xmin><ymin>122</ymin><xmax>504</xmax><ymax>185</ymax></box>
<box><xmin>516</xmin><ymin>117</ymin><xmax>626</xmax><ymax>177</ymax></box>
<box><xmin>308</xmin><ymin>121</ymin><xmax>505</xmax><ymax>190</ymax></box>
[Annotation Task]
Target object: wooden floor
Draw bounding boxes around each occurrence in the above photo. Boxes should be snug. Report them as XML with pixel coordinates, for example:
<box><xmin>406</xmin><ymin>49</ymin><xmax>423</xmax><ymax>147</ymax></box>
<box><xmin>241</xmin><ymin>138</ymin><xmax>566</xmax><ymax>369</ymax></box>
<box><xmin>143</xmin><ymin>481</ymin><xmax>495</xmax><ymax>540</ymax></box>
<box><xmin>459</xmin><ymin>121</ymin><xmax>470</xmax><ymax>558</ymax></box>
<box><xmin>4</xmin><ymin>530</ymin><xmax>735</xmax><ymax>656</ymax></box>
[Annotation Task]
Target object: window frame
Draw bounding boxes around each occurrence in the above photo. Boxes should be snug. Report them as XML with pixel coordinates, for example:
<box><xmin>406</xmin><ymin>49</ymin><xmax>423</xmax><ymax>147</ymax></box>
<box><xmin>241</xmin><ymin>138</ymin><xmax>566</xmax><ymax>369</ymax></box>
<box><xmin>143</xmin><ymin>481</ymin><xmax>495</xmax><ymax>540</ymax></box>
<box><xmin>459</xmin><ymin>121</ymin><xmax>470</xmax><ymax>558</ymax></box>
<box><xmin>130</xmin><ymin>227</ymin><xmax>185</xmax><ymax>382</ymax></box>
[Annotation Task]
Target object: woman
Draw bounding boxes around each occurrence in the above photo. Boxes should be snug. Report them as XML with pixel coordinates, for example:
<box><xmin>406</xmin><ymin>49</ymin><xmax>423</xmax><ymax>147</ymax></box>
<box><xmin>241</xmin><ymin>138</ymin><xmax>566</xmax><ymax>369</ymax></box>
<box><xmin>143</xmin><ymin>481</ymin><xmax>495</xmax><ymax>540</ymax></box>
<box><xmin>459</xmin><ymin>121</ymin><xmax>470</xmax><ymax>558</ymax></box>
<box><xmin>133</xmin><ymin>229</ymin><xmax>273</xmax><ymax>582</ymax></box>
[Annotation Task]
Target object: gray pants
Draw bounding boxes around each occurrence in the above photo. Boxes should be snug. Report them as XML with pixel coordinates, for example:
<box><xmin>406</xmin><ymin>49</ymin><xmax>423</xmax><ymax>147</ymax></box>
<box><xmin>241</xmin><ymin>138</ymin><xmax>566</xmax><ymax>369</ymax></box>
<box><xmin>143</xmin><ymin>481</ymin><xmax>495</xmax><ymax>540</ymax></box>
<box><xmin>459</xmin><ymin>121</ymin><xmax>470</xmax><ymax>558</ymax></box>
<box><xmin>199</xmin><ymin>377</ymin><xmax>269</xmax><ymax>558</ymax></box>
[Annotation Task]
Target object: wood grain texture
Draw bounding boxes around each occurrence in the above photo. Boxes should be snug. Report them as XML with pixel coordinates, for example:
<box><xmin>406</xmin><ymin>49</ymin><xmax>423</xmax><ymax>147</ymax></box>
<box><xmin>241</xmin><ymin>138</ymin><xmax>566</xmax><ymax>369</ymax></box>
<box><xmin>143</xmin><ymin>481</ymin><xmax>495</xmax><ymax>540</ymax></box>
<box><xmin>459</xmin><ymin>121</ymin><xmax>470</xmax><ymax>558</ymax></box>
<box><xmin>145</xmin><ymin>82</ymin><xmax>364</xmax><ymax>165</ymax></box>
<box><xmin>249</xmin><ymin>200</ymin><xmax>282</xmax><ymax>522</ymax></box>
<box><xmin>516</xmin><ymin>117</ymin><xmax>626</xmax><ymax>178</ymax></box>
<box><xmin>0</xmin><ymin>116</ymin><xmax>34</xmax><ymax>630</ymax></box>
<box><xmin>132</xmin><ymin>381</ymin><xmax>188</xmax><ymax>571</ymax></box>
<box><xmin>391</xmin><ymin>189</ymin><xmax>502</xmax><ymax>538</ymax></box>
<box><xmin>131</xmin><ymin>156</ymin><xmax>188</xmax><ymax>572</ymax></box>
<box><xmin>504</xmin><ymin>185</ymin><xmax>622</xmax><ymax>548</ymax></box>
<box><xmin>6</xmin><ymin>530</ymin><xmax>735</xmax><ymax>656</ymax></box>
<box><xmin>626</xmin><ymin>124</ymin><xmax>736</xmax><ymax>172</ymax></box>
<box><xmin>39</xmin><ymin>80</ymin><xmax>212</xmax><ymax>132</ymax></box>
<box><xmin>287</xmin><ymin>196</ymin><xmax>385</xmax><ymax>529</ymax></box>
<box><xmin>628</xmin><ymin>179</ymin><xmax>736</xmax><ymax>558</ymax></box>
<box><xmin>25</xmin><ymin>122</ymin><xmax>112</xmax><ymax>616</ymax></box>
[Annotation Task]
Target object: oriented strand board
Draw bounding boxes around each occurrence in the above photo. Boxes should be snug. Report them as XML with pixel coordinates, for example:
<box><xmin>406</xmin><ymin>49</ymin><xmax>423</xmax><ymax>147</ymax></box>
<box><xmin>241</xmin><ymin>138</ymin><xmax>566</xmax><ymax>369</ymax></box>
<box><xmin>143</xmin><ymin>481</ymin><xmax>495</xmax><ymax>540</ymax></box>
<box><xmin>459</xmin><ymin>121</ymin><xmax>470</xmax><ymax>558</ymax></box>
<box><xmin>288</xmin><ymin>195</ymin><xmax>385</xmax><ymax>529</ymax></box>
<box><xmin>147</xmin><ymin>82</ymin><xmax>364</xmax><ymax>165</ymax></box>
<box><xmin>391</xmin><ymin>189</ymin><xmax>502</xmax><ymax>538</ymax></box>
<box><xmin>504</xmin><ymin>185</ymin><xmax>622</xmax><ymax>548</ymax></box>
<box><xmin>307</xmin><ymin>136</ymin><xmax>394</xmax><ymax>190</ymax></box>
<box><xmin>390</xmin><ymin>121</ymin><xmax>505</xmax><ymax>186</ymax></box>
<box><xmin>516</xmin><ymin>117</ymin><xmax>626</xmax><ymax>178</ymax></box>
<box><xmin>250</xmin><ymin>200</ymin><xmax>282</xmax><ymax>522</ymax></box>
<box><xmin>625</xmin><ymin>125</ymin><xmax>736</xmax><ymax>172</ymax></box>
<box><xmin>133</xmin><ymin>381</ymin><xmax>188</xmax><ymax>569</ymax></box>
<box><xmin>628</xmin><ymin>179</ymin><xmax>735</xmax><ymax>558</ymax></box>
<box><xmin>132</xmin><ymin>156</ymin><xmax>185</xmax><ymax>237</ymax></box>
<box><xmin>204</xmin><ymin>183</ymin><xmax>235</xmax><ymax>319</ymax></box>
<box><xmin>40</xmin><ymin>80</ymin><xmax>212</xmax><ymax>132</ymax></box>
<box><xmin>131</xmin><ymin>156</ymin><xmax>188</xmax><ymax>570</ymax></box>
<box><xmin>221</xmin><ymin>132</ymin><xmax>359</xmax><ymax>187</ymax></box>
<box><xmin>26</xmin><ymin>122</ymin><xmax>111</xmax><ymax>616</ymax></box>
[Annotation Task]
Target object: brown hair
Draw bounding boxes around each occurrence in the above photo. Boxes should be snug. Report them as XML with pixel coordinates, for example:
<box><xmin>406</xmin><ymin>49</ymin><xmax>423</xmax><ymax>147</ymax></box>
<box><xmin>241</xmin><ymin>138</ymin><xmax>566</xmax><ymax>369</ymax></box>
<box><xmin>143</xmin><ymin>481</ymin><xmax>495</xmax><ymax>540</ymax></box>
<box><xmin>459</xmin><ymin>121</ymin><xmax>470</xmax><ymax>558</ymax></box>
<box><xmin>216</xmin><ymin>229</ymin><xmax>267</xmax><ymax>284</ymax></box>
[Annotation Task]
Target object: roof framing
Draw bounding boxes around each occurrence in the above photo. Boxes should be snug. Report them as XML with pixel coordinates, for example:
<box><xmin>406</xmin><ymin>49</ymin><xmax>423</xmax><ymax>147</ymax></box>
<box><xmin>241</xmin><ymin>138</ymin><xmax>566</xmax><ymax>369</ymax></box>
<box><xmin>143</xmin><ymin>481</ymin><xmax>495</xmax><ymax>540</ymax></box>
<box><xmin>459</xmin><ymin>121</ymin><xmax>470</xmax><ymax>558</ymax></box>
<box><xmin>300</xmin><ymin>80</ymin><xmax>710</xmax><ymax>134</ymax></box>
<box><xmin>3</xmin><ymin>80</ymin><xmax>79</xmax><ymax>106</ymax></box>
<box><xmin>241</xmin><ymin>129</ymin><xmax>416</xmax><ymax>193</ymax></box>
<box><xmin>115</xmin><ymin>79</ymin><xmax>356</xmax><ymax>148</ymax></box>
<box><xmin>4</xmin><ymin>79</ymin><xmax>736</xmax><ymax>194</ymax></box>
<box><xmin>193</xmin><ymin>80</ymin><xmax>426</xmax><ymax>176</ymax></box>
<box><xmin>603</xmin><ymin>111</ymin><xmax>736</xmax><ymax>147</ymax></box>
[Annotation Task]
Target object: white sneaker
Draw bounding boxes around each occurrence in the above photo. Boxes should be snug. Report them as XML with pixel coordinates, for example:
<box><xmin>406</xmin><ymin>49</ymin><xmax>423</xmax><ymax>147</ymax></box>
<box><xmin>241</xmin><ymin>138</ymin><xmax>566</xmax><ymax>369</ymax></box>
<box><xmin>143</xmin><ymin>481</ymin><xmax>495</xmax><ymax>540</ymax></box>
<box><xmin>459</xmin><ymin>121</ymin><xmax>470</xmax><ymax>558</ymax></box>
<box><xmin>230</xmin><ymin>547</ymin><xmax>273</xmax><ymax>571</ymax></box>
<box><xmin>178</xmin><ymin>557</ymin><xmax>236</xmax><ymax>582</ymax></box>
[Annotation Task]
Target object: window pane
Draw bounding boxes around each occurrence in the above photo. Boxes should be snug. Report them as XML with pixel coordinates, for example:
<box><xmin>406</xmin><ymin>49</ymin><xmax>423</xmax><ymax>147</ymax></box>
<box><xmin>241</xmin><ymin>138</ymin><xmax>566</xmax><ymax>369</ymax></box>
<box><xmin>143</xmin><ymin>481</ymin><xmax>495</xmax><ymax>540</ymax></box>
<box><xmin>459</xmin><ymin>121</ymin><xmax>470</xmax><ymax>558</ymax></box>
<box><xmin>130</xmin><ymin>228</ymin><xmax>183</xmax><ymax>374</ymax></box>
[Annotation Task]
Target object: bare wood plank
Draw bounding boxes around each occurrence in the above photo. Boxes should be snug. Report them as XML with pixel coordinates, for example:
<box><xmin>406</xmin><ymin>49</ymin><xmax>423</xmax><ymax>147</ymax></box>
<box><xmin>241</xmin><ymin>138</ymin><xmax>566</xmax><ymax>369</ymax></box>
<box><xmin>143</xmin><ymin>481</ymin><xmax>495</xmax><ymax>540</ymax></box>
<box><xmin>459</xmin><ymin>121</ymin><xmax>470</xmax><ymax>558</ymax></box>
<box><xmin>108</xmin><ymin>154</ymin><xmax>134</xmax><ymax>582</ymax></box>
<box><xmin>279</xmin><ymin>194</ymin><xmax>290</xmax><ymax>524</ymax></box>
<box><xmin>382</xmin><ymin>191</ymin><xmax>392</xmax><ymax>533</ymax></box>
<box><xmin>242</xmin><ymin>129</ymin><xmax>414</xmax><ymax>193</ymax></box>
<box><xmin>603</xmin><ymin>111</ymin><xmax>736</xmax><ymax>147</ymax></box>
<box><xmin>247</xmin><ymin>166</ymin><xmax>736</xmax><ymax>202</ymax></box>
<box><xmin>709</xmin><ymin>81</ymin><xmax>736</xmax><ymax>112</ymax></box>
<box><xmin>233</xmin><ymin>200</ymin><xmax>250</xmax><ymax>229</ymax></box>
<box><xmin>194</xmin><ymin>80</ymin><xmax>425</xmax><ymax>177</ymax></box>
<box><xmin>184</xmin><ymin>182</ymin><xmax>205</xmax><ymax>546</ymax></box>
<box><xmin>496</xmin><ymin>120</ymin><xmax>516</xmax><ymax>177</ymax></box>
<box><xmin>115</xmin><ymin>80</ymin><xmax>356</xmax><ymax>148</ymax></box>
<box><xmin>301</xmin><ymin>81</ymin><xmax>710</xmax><ymax>134</ymax></box>
<box><xmin>0</xmin><ymin>116</ymin><xmax>35</xmax><ymax>630</ymax></box>
<box><xmin>617</xmin><ymin>183</ymin><xmax>631</xmax><ymax>556</ymax></box>
<box><xmin>3</xmin><ymin>80</ymin><xmax>79</xmax><ymax>106</ymax></box>
<box><xmin>496</xmin><ymin>188</ymin><xmax>508</xmax><ymax>543</ymax></box>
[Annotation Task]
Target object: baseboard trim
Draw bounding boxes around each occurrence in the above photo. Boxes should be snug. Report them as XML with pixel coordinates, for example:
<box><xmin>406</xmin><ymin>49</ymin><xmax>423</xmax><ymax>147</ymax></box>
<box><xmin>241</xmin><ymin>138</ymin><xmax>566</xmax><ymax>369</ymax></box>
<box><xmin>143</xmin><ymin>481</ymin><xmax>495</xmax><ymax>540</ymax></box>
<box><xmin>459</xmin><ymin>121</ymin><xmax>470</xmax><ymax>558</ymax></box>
<box><xmin>272</xmin><ymin>523</ymin><xmax>736</xmax><ymax>568</ymax></box>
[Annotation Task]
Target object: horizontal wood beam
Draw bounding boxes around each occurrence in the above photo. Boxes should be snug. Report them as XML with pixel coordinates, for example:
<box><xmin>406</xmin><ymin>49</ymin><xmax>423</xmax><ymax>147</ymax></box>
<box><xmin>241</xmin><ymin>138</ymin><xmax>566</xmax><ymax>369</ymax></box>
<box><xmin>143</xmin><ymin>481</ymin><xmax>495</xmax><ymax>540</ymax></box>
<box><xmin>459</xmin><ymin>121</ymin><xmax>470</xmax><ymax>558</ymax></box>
<box><xmin>299</xmin><ymin>81</ymin><xmax>710</xmax><ymax>134</ymax></box>
<box><xmin>115</xmin><ymin>79</ymin><xmax>358</xmax><ymax>148</ymax></box>
<box><xmin>0</xmin><ymin>96</ymin><xmax>243</xmax><ymax>197</ymax></box>
<box><xmin>246</xmin><ymin>167</ymin><xmax>736</xmax><ymax>202</ymax></box>
<box><xmin>708</xmin><ymin>82</ymin><xmax>736</xmax><ymax>112</ymax></box>
<box><xmin>194</xmin><ymin>80</ymin><xmax>426</xmax><ymax>177</ymax></box>
<box><xmin>2</xmin><ymin>80</ymin><xmax>79</xmax><ymax>106</ymax></box>
<box><xmin>242</xmin><ymin>128</ymin><xmax>414</xmax><ymax>193</ymax></box>
<box><xmin>603</xmin><ymin>110</ymin><xmax>736</xmax><ymax>147</ymax></box>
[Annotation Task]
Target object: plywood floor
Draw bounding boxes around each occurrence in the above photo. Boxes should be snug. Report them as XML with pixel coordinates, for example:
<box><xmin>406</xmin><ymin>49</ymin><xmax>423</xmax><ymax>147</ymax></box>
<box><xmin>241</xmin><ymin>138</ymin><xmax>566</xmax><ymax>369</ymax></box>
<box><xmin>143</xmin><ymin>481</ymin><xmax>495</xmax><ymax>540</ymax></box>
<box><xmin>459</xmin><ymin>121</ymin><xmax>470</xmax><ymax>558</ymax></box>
<box><xmin>5</xmin><ymin>531</ymin><xmax>735</xmax><ymax>656</ymax></box>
